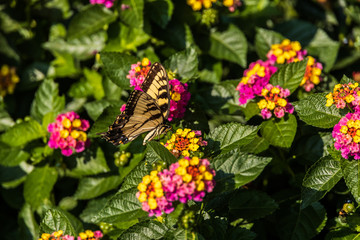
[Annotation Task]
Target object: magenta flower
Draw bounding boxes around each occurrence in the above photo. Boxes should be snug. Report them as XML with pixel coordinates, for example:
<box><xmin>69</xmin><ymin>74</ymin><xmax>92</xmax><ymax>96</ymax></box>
<box><xmin>47</xmin><ymin>112</ymin><xmax>90</xmax><ymax>157</ymax></box>
<box><xmin>236</xmin><ymin>60</ymin><xmax>277</xmax><ymax>105</ymax></box>
<box><xmin>89</xmin><ymin>0</ymin><xmax>115</xmax><ymax>8</ymax></box>
<box><xmin>333</xmin><ymin>112</ymin><xmax>360</xmax><ymax>160</ymax></box>
<box><xmin>126</xmin><ymin>58</ymin><xmax>151</xmax><ymax>90</ymax></box>
<box><xmin>168</xmin><ymin>79</ymin><xmax>191</xmax><ymax>121</ymax></box>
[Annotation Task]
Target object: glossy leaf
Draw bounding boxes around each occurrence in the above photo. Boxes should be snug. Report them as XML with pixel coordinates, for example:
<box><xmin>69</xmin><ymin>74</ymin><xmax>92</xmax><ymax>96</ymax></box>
<box><xmin>146</xmin><ymin>141</ymin><xmax>177</xmax><ymax>165</ymax></box>
<box><xmin>341</xmin><ymin>159</ymin><xmax>360</xmax><ymax>203</ymax></box>
<box><xmin>40</xmin><ymin>209</ymin><xmax>77</xmax><ymax>236</ymax></box>
<box><xmin>118</xmin><ymin>220</ymin><xmax>168</xmax><ymax>239</ymax></box>
<box><xmin>165</xmin><ymin>47</ymin><xmax>198</xmax><ymax>82</ymax></box>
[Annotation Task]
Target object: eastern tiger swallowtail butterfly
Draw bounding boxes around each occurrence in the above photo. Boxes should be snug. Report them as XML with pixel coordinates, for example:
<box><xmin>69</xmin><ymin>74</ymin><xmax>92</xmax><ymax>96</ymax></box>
<box><xmin>99</xmin><ymin>62</ymin><xmax>171</xmax><ymax>145</ymax></box>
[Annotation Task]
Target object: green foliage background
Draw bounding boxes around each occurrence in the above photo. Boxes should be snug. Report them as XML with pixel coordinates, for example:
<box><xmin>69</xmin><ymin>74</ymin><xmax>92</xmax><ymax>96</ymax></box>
<box><xmin>1</xmin><ymin>0</ymin><xmax>360</xmax><ymax>239</ymax></box>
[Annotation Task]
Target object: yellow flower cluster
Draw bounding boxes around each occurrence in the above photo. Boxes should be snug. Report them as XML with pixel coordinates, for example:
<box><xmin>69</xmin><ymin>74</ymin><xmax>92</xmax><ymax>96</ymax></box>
<box><xmin>175</xmin><ymin>157</ymin><xmax>214</xmax><ymax>192</ymax></box>
<box><xmin>0</xmin><ymin>65</ymin><xmax>20</xmax><ymax>97</ymax></box>
<box><xmin>60</xmin><ymin>118</ymin><xmax>87</xmax><ymax>142</ymax></box>
<box><xmin>268</xmin><ymin>39</ymin><xmax>303</xmax><ymax>64</ymax></box>
<box><xmin>325</xmin><ymin>83</ymin><xmax>360</xmax><ymax>108</ymax></box>
<box><xmin>187</xmin><ymin>0</ymin><xmax>216</xmax><ymax>11</ymax></box>
<box><xmin>257</xmin><ymin>87</ymin><xmax>287</xmax><ymax>110</ymax></box>
<box><xmin>39</xmin><ymin>231</ymin><xmax>63</xmax><ymax>240</ymax></box>
<box><xmin>78</xmin><ymin>230</ymin><xmax>95</xmax><ymax>239</ymax></box>
<box><xmin>137</xmin><ymin>170</ymin><xmax>164</xmax><ymax>210</ymax></box>
<box><xmin>339</xmin><ymin>120</ymin><xmax>360</xmax><ymax>143</ymax></box>
<box><xmin>165</xmin><ymin>129</ymin><xmax>201</xmax><ymax>157</ymax></box>
<box><xmin>299</xmin><ymin>56</ymin><xmax>323</xmax><ymax>91</ymax></box>
<box><xmin>240</xmin><ymin>63</ymin><xmax>266</xmax><ymax>84</ymax></box>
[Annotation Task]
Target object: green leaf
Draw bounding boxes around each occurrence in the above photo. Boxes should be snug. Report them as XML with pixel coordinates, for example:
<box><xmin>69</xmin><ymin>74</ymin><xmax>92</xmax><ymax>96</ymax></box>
<box><xmin>208</xmin><ymin>123</ymin><xmax>259</xmax><ymax>153</ymax></box>
<box><xmin>67</xmin><ymin>147</ymin><xmax>110</xmax><ymax>178</ymax></box>
<box><xmin>325</xmin><ymin>228</ymin><xmax>360</xmax><ymax>240</ymax></box>
<box><xmin>269</xmin><ymin>60</ymin><xmax>307</xmax><ymax>94</ymax></box>
<box><xmin>0</xmin><ymin>32</ymin><xmax>20</xmax><ymax>62</ymax></box>
<box><xmin>209</xmin><ymin>24</ymin><xmax>248</xmax><ymax>67</ymax></box>
<box><xmin>24</xmin><ymin>166</ymin><xmax>58</xmax><ymax>209</ymax></box>
<box><xmin>260</xmin><ymin>114</ymin><xmax>297</xmax><ymax>148</ymax></box>
<box><xmin>19</xmin><ymin>203</ymin><xmax>39</xmax><ymax>240</ymax></box>
<box><xmin>43</xmin><ymin>31</ymin><xmax>106</xmax><ymax>60</ymax></box>
<box><xmin>146</xmin><ymin>0</ymin><xmax>174</xmax><ymax>29</ymax></box>
<box><xmin>229</xmin><ymin>190</ymin><xmax>278</xmax><ymax>221</ymax></box>
<box><xmin>146</xmin><ymin>141</ymin><xmax>177</xmax><ymax>165</ymax></box>
<box><xmin>89</xmin><ymin>104</ymin><xmax>123</xmax><ymax>137</ymax></box>
<box><xmin>0</xmin><ymin>119</ymin><xmax>45</xmax><ymax>147</ymax></box>
<box><xmin>119</xmin><ymin>161</ymin><xmax>148</xmax><ymax>193</ymax></box>
<box><xmin>30</xmin><ymin>79</ymin><xmax>65</xmax><ymax>122</ymax></box>
<box><xmin>101</xmin><ymin>52</ymin><xmax>138</xmax><ymax>90</ymax></box>
<box><xmin>67</xmin><ymin>5</ymin><xmax>116</xmax><ymax>40</ymax></box>
<box><xmin>212</xmin><ymin>149</ymin><xmax>272</xmax><ymax>191</ymax></box>
<box><xmin>341</xmin><ymin>159</ymin><xmax>360</xmax><ymax>203</ymax></box>
<box><xmin>0</xmin><ymin>107</ymin><xmax>14</xmax><ymax>131</ymax></box>
<box><xmin>0</xmin><ymin>143</ymin><xmax>29</xmax><ymax>167</ymax></box>
<box><xmin>165</xmin><ymin>47</ymin><xmax>198</xmax><ymax>82</ymax></box>
<box><xmin>301</xmin><ymin>156</ymin><xmax>343</xmax><ymax>209</ymax></box>
<box><xmin>240</xmin><ymin>135</ymin><xmax>270</xmax><ymax>154</ymax></box>
<box><xmin>241</xmin><ymin>102</ymin><xmax>260</xmax><ymax>121</ymax></box>
<box><xmin>118</xmin><ymin>140</ymin><xmax>146</xmax><ymax>182</ymax></box>
<box><xmin>84</xmin><ymin>100</ymin><xmax>111</xmax><ymax>121</ymax></box>
<box><xmin>93</xmin><ymin>188</ymin><xmax>147</xmax><ymax>223</ymax></box>
<box><xmin>278</xmin><ymin>202</ymin><xmax>327</xmax><ymax>240</ymax></box>
<box><xmin>74</xmin><ymin>175</ymin><xmax>122</xmax><ymax>200</ymax></box>
<box><xmin>254</xmin><ymin>27</ymin><xmax>285</xmax><ymax>60</ymax></box>
<box><xmin>307</xmin><ymin>29</ymin><xmax>340</xmax><ymax>72</ymax></box>
<box><xmin>40</xmin><ymin>209</ymin><xmax>77</xmax><ymax>236</ymax></box>
<box><xmin>48</xmin><ymin>52</ymin><xmax>78</xmax><ymax>78</ymax></box>
<box><xmin>293</xmin><ymin>93</ymin><xmax>342</xmax><ymax>128</ymax></box>
<box><xmin>80</xmin><ymin>196</ymin><xmax>111</xmax><ymax>223</ymax></box>
<box><xmin>84</xmin><ymin>68</ymin><xmax>105</xmax><ymax>100</ymax></box>
<box><xmin>118</xmin><ymin>220</ymin><xmax>168</xmax><ymax>239</ymax></box>
<box><xmin>340</xmin><ymin>74</ymin><xmax>356</xmax><ymax>84</ymax></box>
<box><xmin>119</xmin><ymin>0</ymin><xmax>144</xmax><ymax>28</ymax></box>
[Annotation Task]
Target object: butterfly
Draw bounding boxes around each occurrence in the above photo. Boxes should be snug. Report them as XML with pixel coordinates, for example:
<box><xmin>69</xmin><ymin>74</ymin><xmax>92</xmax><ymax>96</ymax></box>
<box><xmin>99</xmin><ymin>62</ymin><xmax>171</xmax><ymax>145</ymax></box>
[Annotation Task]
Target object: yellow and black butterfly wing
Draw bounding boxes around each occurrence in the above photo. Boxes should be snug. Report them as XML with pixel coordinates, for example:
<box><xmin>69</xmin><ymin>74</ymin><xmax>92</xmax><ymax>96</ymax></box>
<box><xmin>141</xmin><ymin>62</ymin><xmax>170</xmax><ymax>119</ymax></box>
<box><xmin>100</xmin><ymin>90</ymin><xmax>166</xmax><ymax>145</ymax></box>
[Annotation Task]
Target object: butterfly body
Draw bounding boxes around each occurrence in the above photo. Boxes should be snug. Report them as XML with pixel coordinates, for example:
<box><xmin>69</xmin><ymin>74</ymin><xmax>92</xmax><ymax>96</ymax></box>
<box><xmin>99</xmin><ymin>63</ymin><xmax>171</xmax><ymax>145</ymax></box>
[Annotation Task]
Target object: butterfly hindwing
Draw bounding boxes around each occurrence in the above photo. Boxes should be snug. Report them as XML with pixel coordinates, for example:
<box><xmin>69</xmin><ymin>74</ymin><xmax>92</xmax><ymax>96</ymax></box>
<box><xmin>99</xmin><ymin>62</ymin><xmax>171</xmax><ymax>145</ymax></box>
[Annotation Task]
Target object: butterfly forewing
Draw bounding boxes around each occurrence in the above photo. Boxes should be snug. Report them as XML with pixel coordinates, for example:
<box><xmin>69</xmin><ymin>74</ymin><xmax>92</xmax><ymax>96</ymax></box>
<box><xmin>141</xmin><ymin>62</ymin><xmax>170</xmax><ymax>119</ymax></box>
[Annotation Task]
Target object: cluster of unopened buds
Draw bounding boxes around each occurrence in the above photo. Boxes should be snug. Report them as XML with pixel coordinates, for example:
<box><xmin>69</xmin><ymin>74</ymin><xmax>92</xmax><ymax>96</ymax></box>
<box><xmin>47</xmin><ymin>112</ymin><xmax>90</xmax><ymax>156</ymax></box>
<box><xmin>326</xmin><ymin>83</ymin><xmax>360</xmax><ymax>111</ymax></box>
<box><xmin>39</xmin><ymin>230</ymin><xmax>103</xmax><ymax>240</ymax></box>
<box><xmin>136</xmin><ymin>156</ymin><xmax>215</xmax><ymax>217</ymax></box>
<box><xmin>163</xmin><ymin>128</ymin><xmax>207</xmax><ymax>158</ymax></box>
<box><xmin>126</xmin><ymin>58</ymin><xmax>151</xmax><ymax>90</ymax></box>
<box><xmin>257</xmin><ymin>84</ymin><xmax>294</xmax><ymax>119</ymax></box>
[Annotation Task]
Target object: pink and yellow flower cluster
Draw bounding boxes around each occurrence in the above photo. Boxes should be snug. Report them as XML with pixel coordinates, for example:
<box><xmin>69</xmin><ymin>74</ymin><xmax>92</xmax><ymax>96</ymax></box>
<box><xmin>164</xmin><ymin>128</ymin><xmax>207</xmax><ymax>158</ymax></box>
<box><xmin>89</xmin><ymin>0</ymin><xmax>114</xmax><ymax>8</ymax></box>
<box><xmin>126</xmin><ymin>58</ymin><xmax>151</xmax><ymax>91</ymax></box>
<box><xmin>333</xmin><ymin>112</ymin><xmax>360</xmax><ymax>160</ymax></box>
<box><xmin>257</xmin><ymin>84</ymin><xmax>294</xmax><ymax>119</ymax></box>
<box><xmin>168</xmin><ymin>79</ymin><xmax>191</xmax><ymax>121</ymax></box>
<box><xmin>48</xmin><ymin>112</ymin><xmax>90</xmax><ymax>157</ymax></box>
<box><xmin>267</xmin><ymin>39</ymin><xmax>307</xmax><ymax>65</ymax></box>
<box><xmin>326</xmin><ymin>83</ymin><xmax>360</xmax><ymax>111</ymax></box>
<box><xmin>39</xmin><ymin>230</ymin><xmax>103</xmax><ymax>240</ymax></box>
<box><xmin>137</xmin><ymin>157</ymin><xmax>216</xmax><ymax>216</ymax></box>
<box><xmin>300</xmin><ymin>56</ymin><xmax>323</xmax><ymax>92</ymax></box>
<box><xmin>236</xmin><ymin>60</ymin><xmax>277</xmax><ymax>104</ymax></box>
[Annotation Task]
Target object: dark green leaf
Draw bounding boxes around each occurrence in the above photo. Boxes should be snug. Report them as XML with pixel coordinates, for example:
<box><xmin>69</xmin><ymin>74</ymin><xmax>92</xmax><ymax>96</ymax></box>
<box><xmin>260</xmin><ymin>114</ymin><xmax>297</xmax><ymax>148</ymax></box>
<box><xmin>80</xmin><ymin>196</ymin><xmax>111</xmax><ymax>223</ymax></box>
<box><xmin>209</xmin><ymin>24</ymin><xmax>248</xmax><ymax>67</ymax></box>
<box><xmin>0</xmin><ymin>143</ymin><xmax>29</xmax><ymax>166</ymax></box>
<box><xmin>74</xmin><ymin>175</ymin><xmax>122</xmax><ymax>200</ymax></box>
<box><xmin>119</xmin><ymin>0</ymin><xmax>144</xmax><ymax>28</ymax></box>
<box><xmin>0</xmin><ymin>32</ymin><xmax>20</xmax><ymax>62</ymax></box>
<box><xmin>40</xmin><ymin>209</ymin><xmax>77</xmax><ymax>236</ymax></box>
<box><xmin>146</xmin><ymin>141</ymin><xmax>177</xmax><ymax>165</ymax></box>
<box><xmin>294</xmin><ymin>93</ymin><xmax>342</xmax><ymax>128</ymax></box>
<box><xmin>340</xmin><ymin>74</ymin><xmax>356</xmax><ymax>84</ymax></box>
<box><xmin>165</xmin><ymin>47</ymin><xmax>198</xmax><ymax>82</ymax></box>
<box><xmin>255</xmin><ymin>28</ymin><xmax>285</xmax><ymax>60</ymax></box>
<box><xmin>325</xmin><ymin>228</ymin><xmax>360</xmax><ymax>240</ymax></box>
<box><xmin>101</xmin><ymin>52</ymin><xmax>138</xmax><ymax>90</ymax></box>
<box><xmin>30</xmin><ymin>79</ymin><xmax>65</xmax><ymax>122</ymax></box>
<box><xmin>239</xmin><ymin>135</ymin><xmax>269</xmax><ymax>154</ymax></box>
<box><xmin>146</xmin><ymin>0</ymin><xmax>174</xmax><ymax>29</ymax></box>
<box><xmin>270</xmin><ymin>60</ymin><xmax>307</xmax><ymax>94</ymax></box>
<box><xmin>301</xmin><ymin>156</ymin><xmax>343</xmax><ymax>209</ymax></box>
<box><xmin>24</xmin><ymin>166</ymin><xmax>58</xmax><ymax>209</ymax></box>
<box><xmin>229</xmin><ymin>190</ymin><xmax>278</xmax><ymax>221</ymax></box>
<box><xmin>212</xmin><ymin>149</ymin><xmax>272</xmax><ymax>191</ymax></box>
<box><xmin>118</xmin><ymin>220</ymin><xmax>168</xmax><ymax>239</ymax></box>
<box><xmin>0</xmin><ymin>119</ymin><xmax>45</xmax><ymax>147</ymax></box>
<box><xmin>89</xmin><ymin>104</ymin><xmax>123</xmax><ymax>137</ymax></box>
<box><xmin>67</xmin><ymin>5</ymin><xmax>116</xmax><ymax>40</ymax></box>
<box><xmin>341</xmin><ymin>159</ymin><xmax>360</xmax><ymax>203</ymax></box>
<box><xmin>120</xmin><ymin>161</ymin><xmax>148</xmax><ymax>193</ymax></box>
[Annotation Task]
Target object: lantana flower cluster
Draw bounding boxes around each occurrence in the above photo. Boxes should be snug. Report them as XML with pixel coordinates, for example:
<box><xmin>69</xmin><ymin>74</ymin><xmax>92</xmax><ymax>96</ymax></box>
<box><xmin>187</xmin><ymin>0</ymin><xmax>241</xmax><ymax>12</ymax></box>
<box><xmin>267</xmin><ymin>39</ymin><xmax>307</xmax><ymax>65</ymax></box>
<box><xmin>0</xmin><ymin>64</ymin><xmax>20</xmax><ymax>97</ymax></box>
<box><xmin>332</xmin><ymin>112</ymin><xmax>360</xmax><ymax>160</ymax></box>
<box><xmin>325</xmin><ymin>83</ymin><xmax>360</xmax><ymax>111</ymax></box>
<box><xmin>126</xmin><ymin>58</ymin><xmax>151</xmax><ymax>90</ymax></box>
<box><xmin>163</xmin><ymin>129</ymin><xmax>207</xmax><ymax>158</ymax></box>
<box><xmin>168</xmin><ymin>79</ymin><xmax>191</xmax><ymax>121</ymax></box>
<box><xmin>300</xmin><ymin>56</ymin><xmax>323</xmax><ymax>92</ymax></box>
<box><xmin>48</xmin><ymin>112</ymin><xmax>90</xmax><ymax>156</ymax></box>
<box><xmin>89</xmin><ymin>0</ymin><xmax>114</xmax><ymax>8</ymax></box>
<box><xmin>257</xmin><ymin>84</ymin><xmax>294</xmax><ymax>119</ymax></box>
<box><xmin>137</xmin><ymin>157</ymin><xmax>216</xmax><ymax>217</ymax></box>
<box><xmin>236</xmin><ymin>60</ymin><xmax>277</xmax><ymax>104</ymax></box>
<box><xmin>39</xmin><ymin>230</ymin><xmax>103</xmax><ymax>240</ymax></box>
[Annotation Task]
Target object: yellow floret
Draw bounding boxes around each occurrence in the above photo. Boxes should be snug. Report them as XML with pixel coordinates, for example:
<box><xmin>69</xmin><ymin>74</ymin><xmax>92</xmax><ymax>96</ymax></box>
<box><xmin>176</xmin><ymin>166</ymin><xmax>187</xmax><ymax>176</ymax></box>
<box><xmin>142</xmin><ymin>175</ymin><xmax>151</xmax><ymax>185</ymax></box>
<box><xmin>60</xmin><ymin>130</ymin><xmax>69</xmax><ymax>138</ymax></box>
<box><xmin>196</xmin><ymin>181</ymin><xmax>205</xmax><ymax>191</ymax></box>
<box><xmin>345</xmin><ymin>95</ymin><xmax>355</xmax><ymax>103</ymax></box>
<box><xmin>70</xmin><ymin>130</ymin><xmax>80</xmax><ymax>139</ymax></box>
<box><xmin>261</xmin><ymin>88</ymin><xmax>269</xmax><ymax>96</ymax></box>
<box><xmin>271</xmin><ymin>87</ymin><xmax>280</xmax><ymax>94</ymax></box>
<box><xmin>138</xmin><ymin>192</ymin><xmax>147</xmax><ymax>202</ymax></box>
<box><xmin>171</xmin><ymin>92</ymin><xmax>181</xmax><ymax>101</ymax></box>
<box><xmin>340</xmin><ymin>125</ymin><xmax>348</xmax><ymax>134</ymax></box>
<box><xmin>277</xmin><ymin>98</ymin><xmax>287</xmax><ymax>107</ymax></box>
<box><xmin>141</xmin><ymin>58</ymin><xmax>150</xmax><ymax>66</ymax></box>
<box><xmin>85</xmin><ymin>230</ymin><xmax>94</xmax><ymax>238</ymax></box>
<box><xmin>62</xmin><ymin>118</ymin><xmax>71</xmax><ymax>128</ymax></box>
<box><xmin>189</xmin><ymin>143</ymin><xmax>199</xmax><ymax>151</ymax></box>
<box><xmin>354</xmin><ymin>135</ymin><xmax>360</xmax><ymax>143</ymax></box>
<box><xmin>267</xmin><ymin>101</ymin><xmax>276</xmax><ymax>110</ymax></box>
<box><xmin>347</xmin><ymin>120</ymin><xmax>355</xmax><ymax>128</ymax></box>
<box><xmin>183</xmin><ymin>174</ymin><xmax>192</xmax><ymax>183</ymax></box>
<box><xmin>148</xmin><ymin>198</ymin><xmax>157</xmax><ymax>209</ymax></box>
<box><xmin>138</xmin><ymin>182</ymin><xmax>147</xmax><ymax>192</ymax></box>
<box><xmin>199</xmin><ymin>165</ymin><xmax>206</xmax><ymax>173</ymax></box>
<box><xmin>257</xmin><ymin>99</ymin><xmax>267</xmax><ymax>109</ymax></box>
<box><xmin>190</xmin><ymin>157</ymin><xmax>200</xmax><ymax>166</ymax></box>
<box><xmin>72</xmin><ymin>119</ymin><xmax>81</xmax><ymax>128</ymax></box>
<box><xmin>182</xmin><ymin>150</ymin><xmax>190</xmax><ymax>157</ymax></box>
<box><xmin>204</xmin><ymin>171</ymin><xmax>213</xmax><ymax>181</ymax></box>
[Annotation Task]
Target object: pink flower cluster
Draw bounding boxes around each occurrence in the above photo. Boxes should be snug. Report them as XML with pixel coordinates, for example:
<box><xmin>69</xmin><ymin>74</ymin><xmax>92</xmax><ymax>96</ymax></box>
<box><xmin>39</xmin><ymin>230</ymin><xmax>103</xmax><ymax>240</ymax></box>
<box><xmin>136</xmin><ymin>157</ymin><xmax>215</xmax><ymax>217</ymax></box>
<box><xmin>89</xmin><ymin>0</ymin><xmax>114</xmax><ymax>8</ymax></box>
<box><xmin>126</xmin><ymin>58</ymin><xmax>151</xmax><ymax>91</ymax></box>
<box><xmin>333</xmin><ymin>112</ymin><xmax>360</xmax><ymax>160</ymax></box>
<box><xmin>47</xmin><ymin>112</ymin><xmax>90</xmax><ymax>157</ymax></box>
<box><xmin>236</xmin><ymin>60</ymin><xmax>277</xmax><ymax>104</ymax></box>
<box><xmin>168</xmin><ymin>79</ymin><xmax>191</xmax><ymax>121</ymax></box>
